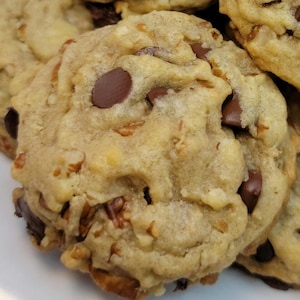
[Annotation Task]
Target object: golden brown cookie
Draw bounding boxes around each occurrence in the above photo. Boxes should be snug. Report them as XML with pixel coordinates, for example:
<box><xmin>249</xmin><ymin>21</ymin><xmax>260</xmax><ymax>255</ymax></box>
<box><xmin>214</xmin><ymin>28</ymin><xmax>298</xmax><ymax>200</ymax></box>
<box><xmin>219</xmin><ymin>0</ymin><xmax>300</xmax><ymax>90</ymax></box>
<box><xmin>11</xmin><ymin>11</ymin><xmax>296</xmax><ymax>298</ymax></box>
<box><xmin>0</xmin><ymin>0</ymin><xmax>93</xmax><ymax>158</ymax></box>
<box><xmin>236</xmin><ymin>155</ymin><xmax>300</xmax><ymax>290</ymax></box>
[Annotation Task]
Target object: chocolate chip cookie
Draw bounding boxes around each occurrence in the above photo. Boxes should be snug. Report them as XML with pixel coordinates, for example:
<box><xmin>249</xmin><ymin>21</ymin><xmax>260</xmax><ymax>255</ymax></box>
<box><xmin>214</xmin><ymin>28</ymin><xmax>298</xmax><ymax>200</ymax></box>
<box><xmin>236</xmin><ymin>154</ymin><xmax>300</xmax><ymax>290</ymax></box>
<box><xmin>11</xmin><ymin>10</ymin><xmax>296</xmax><ymax>299</ymax></box>
<box><xmin>83</xmin><ymin>0</ymin><xmax>215</xmax><ymax>18</ymax></box>
<box><xmin>0</xmin><ymin>0</ymin><xmax>93</xmax><ymax>158</ymax></box>
<box><xmin>219</xmin><ymin>0</ymin><xmax>300</xmax><ymax>90</ymax></box>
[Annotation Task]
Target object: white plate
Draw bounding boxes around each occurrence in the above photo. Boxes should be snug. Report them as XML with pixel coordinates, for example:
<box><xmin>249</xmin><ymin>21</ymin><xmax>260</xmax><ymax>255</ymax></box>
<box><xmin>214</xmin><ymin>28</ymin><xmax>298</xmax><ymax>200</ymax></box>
<box><xmin>0</xmin><ymin>152</ymin><xmax>299</xmax><ymax>300</ymax></box>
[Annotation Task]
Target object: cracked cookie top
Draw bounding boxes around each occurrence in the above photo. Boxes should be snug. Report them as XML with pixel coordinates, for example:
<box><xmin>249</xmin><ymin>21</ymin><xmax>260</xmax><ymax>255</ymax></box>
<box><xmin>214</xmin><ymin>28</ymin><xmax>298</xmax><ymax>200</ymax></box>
<box><xmin>11</xmin><ymin>10</ymin><xmax>296</xmax><ymax>299</ymax></box>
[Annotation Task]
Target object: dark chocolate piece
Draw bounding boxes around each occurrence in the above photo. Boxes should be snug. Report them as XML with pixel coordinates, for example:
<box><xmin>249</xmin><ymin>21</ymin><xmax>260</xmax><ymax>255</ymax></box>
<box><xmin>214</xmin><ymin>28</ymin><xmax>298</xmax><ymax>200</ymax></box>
<box><xmin>191</xmin><ymin>43</ymin><xmax>211</xmax><ymax>60</ymax></box>
<box><xmin>254</xmin><ymin>239</ymin><xmax>275</xmax><ymax>262</ymax></box>
<box><xmin>146</xmin><ymin>87</ymin><xmax>168</xmax><ymax>105</ymax></box>
<box><xmin>15</xmin><ymin>196</ymin><xmax>45</xmax><ymax>244</ymax></box>
<box><xmin>238</xmin><ymin>170</ymin><xmax>262</xmax><ymax>214</ymax></box>
<box><xmin>222</xmin><ymin>92</ymin><xmax>243</xmax><ymax>128</ymax></box>
<box><xmin>92</xmin><ymin>68</ymin><xmax>132</xmax><ymax>108</ymax></box>
<box><xmin>143</xmin><ymin>187</ymin><xmax>152</xmax><ymax>205</ymax></box>
<box><xmin>4</xmin><ymin>107</ymin><xmax>19</xmax><ymax>139</ymax></box>
<box><xmin>174</xmin><ymin>278</ymin><xmax>188</xmax><ymax>291</ymax></box>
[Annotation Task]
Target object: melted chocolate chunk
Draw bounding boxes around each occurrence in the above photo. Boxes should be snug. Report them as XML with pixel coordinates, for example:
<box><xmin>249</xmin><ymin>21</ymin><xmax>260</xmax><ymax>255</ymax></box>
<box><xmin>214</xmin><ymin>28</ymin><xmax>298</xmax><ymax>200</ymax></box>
<box><xmin>143</xmin><ymin>187</ymin><xmax>152</xmax><ymax>205</ymax></box>
<box><xmin>238</xmin><ymin>170</ymin><xmax>262</xmax><ymax>214</ymax></box>
<box><xmin>174</xmin><ymin>278</ymin><xmax>189</xmax><ymax>291</ymax></box>
<box><xmin>15</xmin><ymin>196</ymin><xmax>45</xmax><ymax>245</ymax></box>
<box><xmin>191</xmin><ymin>43</ymin><xmax>211</xmax><ymax>60</ymax></box>
<box><xmin>85</xmin><ymin>2</ymin><xmax>121</xmax><ymax>28</ymax></box>
<box><xmin>286</xmin><ymin>29</ymin><xmax>294</xmax><ymax>36</ymax></box>
<box><xmin>295</xmin><ymin>6</ymin><xmax>300</xmax><ymax>22</ymax></box>
<box><xmin>4</xmin><ymin>107</ymin><xmax>19</xmax><ymax>139</ymax></box>
<box><xmin>146</xmin><ymin>87</ymin><xmax>168</xmax><ymax>105</ymax></box>
<box><xmin>222</xmin><ymin>93</ymin><xmax>243</xmax><ymax>128</ymax></box>
<box><xmin>92</xmin><ymin>68</ymin><xmax>132</xmax><ymax>109</ymax></box>
<box><xmin>254</xmin><ymin>239</ymin><xmax>275</xmax><ymax>262</ymax></box>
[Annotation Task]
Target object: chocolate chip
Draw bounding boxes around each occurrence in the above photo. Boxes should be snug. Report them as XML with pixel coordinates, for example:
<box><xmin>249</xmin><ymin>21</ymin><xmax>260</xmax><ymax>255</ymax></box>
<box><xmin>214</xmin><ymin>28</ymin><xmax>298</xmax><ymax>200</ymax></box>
<box><xmin>238</xmin><ymin>170</ymin><xmax>262</xmax><ymax>214</ymax></box>
<box><xmin>14</xmin><ymin>196</ymin><xmax>45</xmax><ymax>245</ymax></box>
<box><xmin>85</xmin><ymin>2</ymin><xmax>121</xmax><ymax>28</ymax></box>
<box><xmin>143</xmin><ymin>187</ymin><xmax>152</xmax><ymax>205</ymax></box>
<box><xmin>295</xmin><ymin>6</ymin><xmax>300</xmax><ymax>22</ymax></box>
<box><xmin>135</xmin><ymin>46</ymin><xmax>161</xmax><ymax>56</ymax></box>
<box><xmin>254</xmin><ymin>239</ymin><xmax>275</xmax><ymax>262</ymax></box>
<box><xmin>92</xmin><ymin>68</ymin><xmax>132</xmax><ymax>109</ymax></box>
<box><xmin>261</xmin><ymin>276</ymin><xmax>291</xmax><ymax>290</ymax></box>
<box><xmin>191</xmin><ymin>43</ymin><xmax>211</xmax><ymax>60</ymax></box>
<box><xmin>174</xmin><ymin>278</ymin><xmax>188</xmax><ymax>291</ymax></box>
<box><xmin>222</xmin><ymin>92</ymin><xmax>243</xmax><ymax>128</ymax></box>
<box><xmin>4</xmin><ymin>107</ymin><xmax>19</xmax><ymax>139</ymax></box>
<box><xmin>146</xmin><ymin>87</ymin><xmax>168</xmax><ymax>105</ymax></box>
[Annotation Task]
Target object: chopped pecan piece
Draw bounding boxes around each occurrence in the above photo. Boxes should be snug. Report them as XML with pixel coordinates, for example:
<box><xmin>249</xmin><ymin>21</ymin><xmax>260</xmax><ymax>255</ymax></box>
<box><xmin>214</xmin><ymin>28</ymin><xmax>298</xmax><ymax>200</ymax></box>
<box><xmin>114</xmin><ymin>121</ymin><xmax>144</xmax><ymax>136</ymax></box>
<box><xmin>89</xmin><ymin>267</ymin><xmax>145</xmax><ymax>300</ymax></box>
<box><xmin>78</xmin><ymin>202</ymin><xmax>97</xmax><ymax>241</ymax></box>
<box><xmin>14</xmin><ymin>152</ymin><xmax>26</xmax><ymax>169</ymax></box>
<box><xmin>104</xmin><ymin>197</ymin><xmax>130</xmax><ymax>228</ymax></box>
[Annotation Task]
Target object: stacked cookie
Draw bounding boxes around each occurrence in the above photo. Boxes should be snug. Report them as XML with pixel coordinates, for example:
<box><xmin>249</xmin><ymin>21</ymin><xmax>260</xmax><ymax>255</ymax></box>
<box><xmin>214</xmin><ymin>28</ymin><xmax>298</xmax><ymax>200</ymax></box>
<box><xmin>1</xmin><ymin>0</ymin><xmax>300</xmax><ymax>299</ymax></box>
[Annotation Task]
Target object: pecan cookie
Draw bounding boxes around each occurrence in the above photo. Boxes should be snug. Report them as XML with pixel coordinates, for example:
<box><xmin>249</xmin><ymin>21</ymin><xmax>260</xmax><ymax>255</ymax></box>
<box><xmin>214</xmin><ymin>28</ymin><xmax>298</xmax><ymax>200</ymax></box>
<box><xmin>11</xmin><ymin>11</ymin><xmax>296</xmax><ymax>299</ymax></box>
<box><xmin>219</xmin><ymin>0</ymin><xmax>300</xmax><ymax>90</ymax></box>
<box><xmin>83</xmin><ymin>0</ymin><xmax>215</xmax><ymax>17</ymax></box>
<box><xmin>236</xmin><ymin>154</ymin><xmax>300</xmax><ymax>290</ymax></box>
<box><xmin>0</xmin><ymin>0</ymin><xmax>93</xmax><ymax>158</ymax></box>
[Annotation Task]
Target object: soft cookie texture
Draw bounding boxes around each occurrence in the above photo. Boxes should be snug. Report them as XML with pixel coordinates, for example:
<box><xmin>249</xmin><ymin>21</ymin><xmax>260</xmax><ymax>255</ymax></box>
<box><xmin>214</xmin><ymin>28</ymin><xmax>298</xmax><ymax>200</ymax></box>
<box><xmin>11</xmin><ymin>11</ymin><xmax>295</xmax><ymax>299</ymax></box>
<box><xmin>0</xmin><ymin>0</ymin><xmax>93</xmax><ymax>158</ymax></box>
<box><xmin>236</xmin><ymin>155</ymin><xmax>300</xmax><ymax>290</ymax></box>
<box><xmin>219</xmin><ymin>0</ymin><xmax>300</xmax><ymax>90</ymax></box>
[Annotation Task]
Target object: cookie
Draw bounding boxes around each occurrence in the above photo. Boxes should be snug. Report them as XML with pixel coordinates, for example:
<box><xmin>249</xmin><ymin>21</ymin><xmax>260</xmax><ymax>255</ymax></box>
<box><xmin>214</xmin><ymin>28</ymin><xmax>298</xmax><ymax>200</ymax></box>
<box><xmin>0</xmin><ymin>0</ymin><xmax>93</xmax><ymax>158</ymax></box>
<box><xmin>219</xmin><ymin>0</ymin><xmax>300</xmax><ymax>91</ymax></box>
<box><xmin>83</xmin><ymin>0</ymin><xmax>215</xmax><ymax>18</ymax></box>
<box><xmin>11</xmin><ymin>11</ymin><xmax>296</xmax><ymax>299</ymax></box>
<box><xmin>236</xmin><ymin>154</ymin><xmax>300</xmax><ymax>290</ymax></box>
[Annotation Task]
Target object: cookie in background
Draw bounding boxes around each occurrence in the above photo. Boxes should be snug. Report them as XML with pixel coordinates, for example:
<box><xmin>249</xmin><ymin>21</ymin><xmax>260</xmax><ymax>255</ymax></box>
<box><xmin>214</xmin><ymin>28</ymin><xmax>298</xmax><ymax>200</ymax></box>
<box><xmin>0</xmin><ymin>0</ymin><xmax>94</xmax><ymax>158</ymax></box>
<box><xmin>219</xmin><ymin>0</ymin><xmax>300</xmax><ymax>90</ymax></box>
